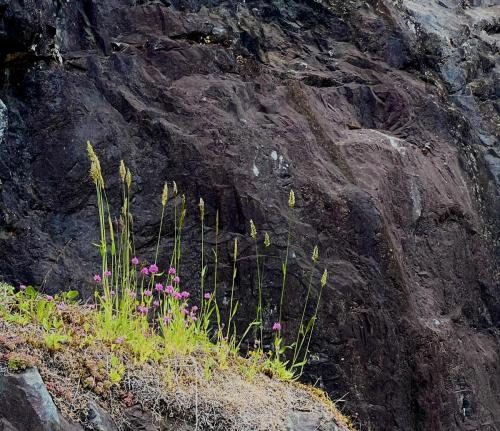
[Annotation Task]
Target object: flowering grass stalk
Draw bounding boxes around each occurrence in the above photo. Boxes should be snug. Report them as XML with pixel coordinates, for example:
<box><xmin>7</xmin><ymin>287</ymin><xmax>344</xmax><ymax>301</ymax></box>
<box><xmin>299</xmin><ymin>269</ymin><xmax>328</xmax><ymax>376</ymax></box>
<box><xmin>199</xmin><ymin>198</ymin><xmax>206</xmax><ymax>309</ymax></box>
<box><xmin>275</xmin><ymin>189</ymin><xmax>295</xmax><ymax>362</ymax></box>
<box><xmin>155</xmin><ymin>182</ymin><xmax>169</xmax><ymax>263</ymax></box>
<box><xmin>226</xmin><ymin>237</ymin><xmax>239</xmax><ymax>340</ymax></box>
<box><xmin>278</xmin><ymin>190</ymin><xmax>295</xmax><ymax>326</ymax></box>
<box><xmin>292</xmin><ymin>245</ymin><xmax>319</xmax><ymax>367</ymax></box>
<box><xmin>249</xmin><ymin>219</ymin><xmax>263</xmax><ymax>349</ymax></box>
<box><xmin>176</xmin><ymin>195</ymin><xmax>187</xmax><ymax>275</ymax></box>
<box><xmin>212</xmin><ymin>210</ymin><xmax>221</xmax><ymax>331</ymax></box>
<box><xmin>172</xmin><ymin>182</ymin><xmax>178</xmax><ymax>270</ymax></box>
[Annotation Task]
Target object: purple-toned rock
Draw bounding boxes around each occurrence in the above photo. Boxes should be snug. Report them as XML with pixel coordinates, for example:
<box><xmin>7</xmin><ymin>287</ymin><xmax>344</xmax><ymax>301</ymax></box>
<box><xmin>0</xmin><ymin>368</ymin><xmax>82</xmax><ymax>431</ymax></box>
<box><xmin>0</xmin><ymin>1</ymin><xmax>498</xmax><ymax>430</ymax></box>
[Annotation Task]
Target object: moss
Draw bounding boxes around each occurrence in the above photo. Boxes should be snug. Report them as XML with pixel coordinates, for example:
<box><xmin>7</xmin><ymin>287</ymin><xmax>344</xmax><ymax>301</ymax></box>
<box><xmin>6</xmin><ymin>352</ymin><xmax>36</xmax><ymax>373</ymax></box>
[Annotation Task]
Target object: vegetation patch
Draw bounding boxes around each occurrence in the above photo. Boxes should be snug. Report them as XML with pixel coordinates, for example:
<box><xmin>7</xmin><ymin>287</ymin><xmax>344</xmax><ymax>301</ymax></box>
<box><xmin>0</xmin><ymin>142</ymin><xmax>354</xmax><ymax>429</ymax></box>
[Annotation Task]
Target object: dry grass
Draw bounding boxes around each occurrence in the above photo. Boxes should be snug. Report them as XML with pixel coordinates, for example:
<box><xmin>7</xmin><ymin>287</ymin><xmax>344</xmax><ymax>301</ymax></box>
<box><xmin>0</xmin><ymin>303</ymin><xmax>355</xmax><ymax>431</ymax></box>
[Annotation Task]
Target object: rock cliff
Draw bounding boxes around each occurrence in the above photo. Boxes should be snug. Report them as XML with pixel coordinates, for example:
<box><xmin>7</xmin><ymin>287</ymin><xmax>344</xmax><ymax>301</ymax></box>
<box><xmin>0</xmin><ymin>0</ymin><xmax>498</xmax><ymax>430</ymax></box>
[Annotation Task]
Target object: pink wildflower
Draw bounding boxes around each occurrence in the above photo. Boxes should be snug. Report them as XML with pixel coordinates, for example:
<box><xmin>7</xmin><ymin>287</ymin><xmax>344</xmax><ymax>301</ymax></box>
<box><xmin>110</xmin><ymin>290</ymin><xmax>116</xmax><ymax>296</ymax></box>
<box><xmin>181</xmin><ymin>291</ymin><xmax>190</xmax><ymax>299</ymax></box>
<box><xmin>141</xmin><ymin>267</ymin><xmax>149</xmax><ymax>276</ymax></box>
<box><xmin>191</xmin><ymin>306</ymin><xmax>199</xmax><ymax>313</ymax></box>
<box><xmin>153</xmin><ymin>300</ymin><xmax>160</xmax><ymax>308</ymax></box>
<box><xmin>131</xmin><ymin>257</ymin><xmax>139</xmax><ymax>266</ymax></box>
<box><xmin>155</xmin><ymin>283</ymin><xmax>164</xmax><ymax>292</ymax></box>
<box><xmin>272</xmin><ymin>322</ymin><xmax>282</xmax><ymax>331</ymax></box>
<box><xmin>173</xmin><ymin>276</ymin><xmax>180</xmax><ymax>284</ymax></box>
<box><xmin>104</xmin><ymin>270</ymin><xmax>112</xmax><ymax>277</ymax></box>
<box><xmin>173</xmin><ymin>292</ymin><xmax>182</xmax><ymax>300</ymax></box>
<box><xmin>94</xmin><ymin>274</ymin><xmax>101</xmax><ymax>283</ymax></box>
<box><xmin>114</xmin><ymin>337</ymin><xmax>125</xmax><ymax>345</ymax></box>
<box><xmin>46</xmin><ymin>295</ymin><xmax>54</xmax><ymax>302</ymax></box>
<box><xmin>137</xmin><ymin>305</ymin><xmax>149</xmax><ymax>315</ymax></box>
<box><xmin>19</xmin><ymin>284</ymin><xmax>27</xmax><ymax>291</ymax></box>
<box><xmin>168</xmin><ymin>267</ymin><xmax>176</xmax><ymax>275</ymax></box>
<box><xmin>56</xmin><ymin>303</ymin><xmax>65</xmax><ymax>311</ymax></box>
<box><xmin>204</xmin><ymin>292</ymin><xmax>211</xmax><ymax>300</ymax></box>
<box><xmin>149</xmin><ymin>264</ymin><xmax>159</xmax><ymax>274</ymax></box>
<box><xmin>166</xmin><ymin>285</ymin><xmax>174</xmax><ymax>294</ymax></box>
<box><xmin>144</xmin><ymin>289</ymin><xmax>153</xmax><ymax>297</ymax></box>
<box><xmin>128</xmin><ymin>290</ymin><xmax>137</xmax><ymax>298</ymax></box>
<box><xmin>163</xmin><ymin>315</ymin><xmax>172</xmax><ymax>325</ymax></box>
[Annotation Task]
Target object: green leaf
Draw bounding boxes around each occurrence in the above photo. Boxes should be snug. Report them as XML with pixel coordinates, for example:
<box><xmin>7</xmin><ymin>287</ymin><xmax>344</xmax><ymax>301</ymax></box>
<box><xmin>65</xmin><ymin>290</ymin><xmax>79</xmax><ymax>301</ymax></box>
<box><xmin>231</xmin><ymin>301</ymin><xmax>239</xmax><ymax>319</ymax></box>
<box><xmin>25</xmin><ymin>286</ymin><xmax>37</xmax><ymax>299</ymax></box>
<box><xmin>291</xmin><ymin>360</ymin><xmax>307</xmax><ymax>369</ymax></box>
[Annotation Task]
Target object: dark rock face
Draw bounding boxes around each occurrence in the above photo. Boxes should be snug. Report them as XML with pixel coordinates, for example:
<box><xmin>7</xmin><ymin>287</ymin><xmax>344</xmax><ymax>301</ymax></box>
<box><xmin>0</xmin><ymin>367</ymin><xmax>82</xmax><ymax>431</ymax></box>
<box><xmin>0</xmin><ymin>1</ymin><xmax>498</xmax><ymax>430</ymax></box>
<box><xmin>86</xmin><ymin>402</ymin><xmax>119</xmax><ymax>431</ymax></box>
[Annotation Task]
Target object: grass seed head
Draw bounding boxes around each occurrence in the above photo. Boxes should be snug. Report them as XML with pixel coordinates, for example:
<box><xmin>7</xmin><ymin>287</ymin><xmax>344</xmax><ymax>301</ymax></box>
<box><xmin>162</xmin><ymin>182</ymin><xmax>169</xmax><ymax>207</ymax></box>
<box><xmin>233</xmin><ymin>237</ymin><xmax>238</xmax><ymax>256</ymax></box>
<box><xmin>86</xmin><ymin>141</ymin><xmax>104</xmax><ymax>188</ymax></box>
<box><xmin>288</xmin><ymin>189</ymin><xmax>295</xmax><ymax>209</ymax></box>
<box><xmin>199</xmin><ymin>197</ymin><xmax>205</xmax><ymax>220</ymax></box>
<box><xmin>249</xmin><ymin>219</ymin><xmax>257</xmax><ymax>240</ymax></box>
<box><xmin>119</xmin><ymin>160</ymin><xmax>126</xmax><ymax>183</ymax></box>
<box><xmin>126</xmin><ymin>168</ymin><xmax>132</xmax><ymax>189</ymax></box>
<box><xmin>321</xmin><ymin>269</ymin><xmax>328</xmax><ymax>287</ymax></box>
<box><xmin>312</xmin><ymin>245</ymin><xmax>319</xmax><ymax>263</ymax></box>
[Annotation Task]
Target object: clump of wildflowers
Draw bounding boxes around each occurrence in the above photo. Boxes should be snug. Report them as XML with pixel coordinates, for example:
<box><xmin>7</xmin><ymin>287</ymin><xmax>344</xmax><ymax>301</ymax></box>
<box><xmin>79</xmin><ymin>146</ymin><xmax>326</xmax><ymax>380</ymax></box>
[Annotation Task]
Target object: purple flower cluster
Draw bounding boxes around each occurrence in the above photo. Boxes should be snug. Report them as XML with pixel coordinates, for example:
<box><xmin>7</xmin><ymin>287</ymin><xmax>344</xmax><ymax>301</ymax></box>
<box><xmin>90</xmin><ymin>260</ymin><xmax>219</xmax><ymax>333</ymax></box>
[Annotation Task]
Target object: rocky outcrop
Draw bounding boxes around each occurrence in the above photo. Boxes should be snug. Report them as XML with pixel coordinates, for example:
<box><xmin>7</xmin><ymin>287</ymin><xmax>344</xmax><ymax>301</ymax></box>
<box><xmin>0</xmin><ymin>367</ymin><xmax>82</xmax><ymax>431</ymax></box>
<box><xmin>0</xmin><ymin>1</ymin><xmax>498</xmax><ymax>430</ymax></box>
